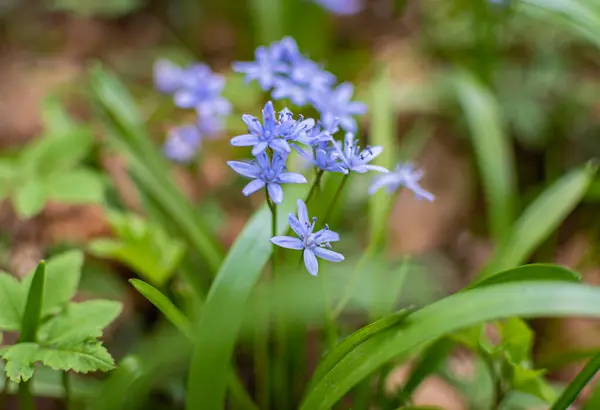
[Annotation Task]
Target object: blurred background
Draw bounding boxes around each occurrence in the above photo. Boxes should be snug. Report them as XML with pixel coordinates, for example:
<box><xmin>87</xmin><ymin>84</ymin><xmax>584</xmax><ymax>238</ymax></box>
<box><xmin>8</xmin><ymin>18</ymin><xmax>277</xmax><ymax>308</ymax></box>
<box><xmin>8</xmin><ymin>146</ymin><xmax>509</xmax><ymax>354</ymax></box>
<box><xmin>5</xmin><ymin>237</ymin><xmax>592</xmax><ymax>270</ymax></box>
<box><xmin>2</xmin><ymin>0</ymin><xmax>600</xmax><ymax>408</ymax></box>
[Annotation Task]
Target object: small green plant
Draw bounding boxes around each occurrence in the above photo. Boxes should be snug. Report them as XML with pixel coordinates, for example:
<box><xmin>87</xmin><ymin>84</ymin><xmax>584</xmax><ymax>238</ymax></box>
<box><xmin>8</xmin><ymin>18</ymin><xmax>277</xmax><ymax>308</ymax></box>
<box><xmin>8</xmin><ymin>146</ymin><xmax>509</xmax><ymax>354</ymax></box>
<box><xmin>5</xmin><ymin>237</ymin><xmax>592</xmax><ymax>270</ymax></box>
<box><xmin>0</xmin><ymin>250</ymin><xmax>122</xmax><ymax>388</ymax></box>
<box><xmin>0</xmin><ymin>97</ymin><xmax>105</xmax><ymax>220</ymax></box>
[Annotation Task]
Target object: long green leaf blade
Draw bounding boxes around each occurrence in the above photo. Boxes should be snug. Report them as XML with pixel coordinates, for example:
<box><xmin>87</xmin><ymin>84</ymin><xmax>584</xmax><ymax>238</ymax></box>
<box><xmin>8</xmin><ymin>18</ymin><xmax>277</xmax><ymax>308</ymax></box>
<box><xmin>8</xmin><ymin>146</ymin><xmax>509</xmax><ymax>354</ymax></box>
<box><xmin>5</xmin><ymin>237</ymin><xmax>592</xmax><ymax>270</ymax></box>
<box><xmin>300</xmin><ymin>281</ymin><xmax>600</xmax><ymax>410</ymax></box>
<box><xmin>453</xmin><ymin>69</ymin><xmax>517</xmax><ymax>242</ymax></box>
<box><xmin>481</xmin><ymin>163</ymin><xmax>596</xmax><ymax>277</ymax></box>
<box><xmin>20</xmin><ymin>261</ymin><xmax>46</xmax><ymax>343</ymax></box>
<box><xmin>550</xmin><ymin>351</ymin><xmax>600</xmax><ymax>410</ymax></box>
<box><xmin>186</xmin><ymin>186</ymin><xmax>307</xmax><ymax>410</ymax></box>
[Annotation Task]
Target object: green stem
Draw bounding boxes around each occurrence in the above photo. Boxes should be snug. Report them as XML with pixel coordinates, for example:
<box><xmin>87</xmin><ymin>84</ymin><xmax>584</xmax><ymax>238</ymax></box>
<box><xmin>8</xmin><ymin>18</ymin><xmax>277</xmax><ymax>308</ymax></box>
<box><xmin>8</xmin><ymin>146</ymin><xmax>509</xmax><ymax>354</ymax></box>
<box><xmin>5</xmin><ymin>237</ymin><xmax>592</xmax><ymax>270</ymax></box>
<box><xmin>323</xmin><ymin>174</ymin><xmax>349</xmax><ymax>222</ymax></box>
<box><xmin>18</xmin><ymin>382</ymin><xmax>34</xmax><ymax>410</ymax></box>
<box><xmin>62</xmin><ymin>372</ymin><xmax>71</xmax><ymax>410</ymax></box>
<box><xmin>480</xmin><ymin>350</ymin><xmax>505</xmax><ymax>409</ymax></box>
<box><xmin>305</xmin><ymin>170</ymin><xmax>324</xmax><ymax>205</ymax></box>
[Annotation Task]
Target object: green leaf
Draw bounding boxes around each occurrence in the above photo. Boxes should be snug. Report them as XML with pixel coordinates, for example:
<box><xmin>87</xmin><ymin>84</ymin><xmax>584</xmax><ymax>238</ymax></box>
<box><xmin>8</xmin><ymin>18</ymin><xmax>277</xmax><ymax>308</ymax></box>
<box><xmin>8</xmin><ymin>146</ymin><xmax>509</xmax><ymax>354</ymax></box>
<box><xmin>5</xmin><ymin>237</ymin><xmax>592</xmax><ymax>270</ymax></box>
<box><xmin>1</xmin><ymin>343</ymin><xmax>37</xmax><ymax>382</ymax></box>
<box><xmin>308</xmin><ymin>308</ymin><xmax>414</xmax><ymax>393</ymax></box>
<box><xmin>23</xmin><ymin>250</ymin><xmax>83</xmax><ymax>317</ymax></box>
<box><xmin>299</xmin><ymin>281</ymin><xmax>600</xmax><ymax>410</ymax></box>
<box><xmin>37</xmin><ymin>340</ymin><xmax>115</xmax><ymax>373</ymax></box>
<box><xmin>468</xmin><ymin>264</ymin><xmax>581</xmax><ymax>290</ymax></box>
<box><xmin>518</xmin><ymin>0</ymin><xmax>600</xmax><ymax>49</ymax></box>
<box><xmin>41</xmin><ymin>96</ymin><xmax>77</xmax><ymax>135</ymax></box>
<box><xmin>558</xmin><ymin>351</ymin><xmax>600</xmax><ymax>410</ymax></box>
<box><xmin>13</xmin><ymin>177</ymin><xmax>47</xmax><ymax>219</ymax></box>
<box><xmin>90</xmin><ymin>213</ymin><xmax>185</xmax><ymax>286</ymax></box>
<box><xmin>186</xmin><ymin>185</ymin><xmax>307</xmax><ymax>410</ymax></box>
<box><xmin>89</xmin><ymin>65</ymin><xmax>223</xmax><ymax>274</ymax></box>
<box><xmin>19</xmin><ymin>129</ymin><xmax>93</xmax><ymax>177</ymax></box>
<box><xmin>0</xmin><ymin>272</ymin><xmax>26</xmax><ymax>331</ymax></box>
<box><xmin>501</xmin><ymin>318</ymin><xmax>533</xmax><ymax>365</ymax></box>
<box><xmin>20</xmin><ymin>261</ymin><xmax>46</xmax><ymax>343</ymax></box>
<box><xmin>129</xmin><ymin>279</ymin><xmax>192</xmax><ymax>338</ymax></box>
<box><xmin>509</xmin><ymin>365</ymin><xmax>556</xmax><ymax>403</ymax></box>
<box><xmin>0</xmin><ymin>159</ymin><xmax>15</xmax><ymax>200</ymax></box>
<box><xmin>368</xmin><ymin>65</ymin><xmax>397</xmax><ymax>249</ymax></box>
<box><xmin>38</xmin><ymin>300</ymin><xmax>122</xmax><ymax>346</ymax></box>
<box><xmin>50</xmin><ymin>0</ymin><xmax>141</xmax><ymax>17</ymax></box>
<box><xmin>453</xmin><ymin>69</ymin><xmax>517</xmax><ymax>242</ymax></box>
<box><xmin>45</xmin><ymin>169</ymin><xmax>105</xmax><ymax>204</ymax></box>
<box><xmin>481</xmin><ymin>164</ymin><xmax>596</xmax><ymax>277</ymax></box>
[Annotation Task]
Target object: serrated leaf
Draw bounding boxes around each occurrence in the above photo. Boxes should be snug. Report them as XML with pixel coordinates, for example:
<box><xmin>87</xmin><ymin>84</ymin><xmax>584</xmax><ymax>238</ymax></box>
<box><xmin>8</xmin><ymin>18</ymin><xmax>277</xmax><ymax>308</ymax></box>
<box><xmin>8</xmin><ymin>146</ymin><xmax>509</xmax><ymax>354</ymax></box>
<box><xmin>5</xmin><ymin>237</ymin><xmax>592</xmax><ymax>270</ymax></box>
<box><xmin>39</xmin><ymin>300</ymin><xmax>122</xmax><ymax>346</ymax></box>
<box><xmin>12</xmin><ymin>177</ymin><xmax>46</xmax><ymax>219</ymax></box>
<box><xmin>23</xmin><ymin>250</ymin><xmax>83</xmax><ymax>316</ymax></box>
<box><xmin>45</xmin><ymin>169</ymin><xmax>105</xmax><ymax>204</ymax></box>
<box><xmin>0</xmin><ymin>272</ymin><xmax>25</xmax><ymax>331</ymax></box>
<box><xmin>510</xmin><ymin>364</ymin><xmax>556</xmax><ymax>403</ymax></box>
<box><xmin>37</xmin><ymin>340</ymin><xmax>115</xmax><ymax>373</ymax></box>
<box><xmin>1</xmin><ymin>343</ymin><xmax>37</xmax><ymax>382</ymax></box>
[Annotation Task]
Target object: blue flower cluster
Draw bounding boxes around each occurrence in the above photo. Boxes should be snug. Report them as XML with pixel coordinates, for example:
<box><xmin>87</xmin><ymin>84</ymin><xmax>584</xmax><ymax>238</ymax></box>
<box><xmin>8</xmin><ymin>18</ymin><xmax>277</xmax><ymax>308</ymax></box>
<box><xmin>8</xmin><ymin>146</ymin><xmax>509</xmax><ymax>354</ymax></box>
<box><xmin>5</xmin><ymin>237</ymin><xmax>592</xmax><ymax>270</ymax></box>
<box><xmin>233</xmin><ymin>37</ymin><xmax>366</xmax><ymax>132</ymax></box>
<box><xmin>228</xmin><ymin>38</ymin><xmax>434</xmax><ymax>275</ymax></box>
<box><xmin>154</xmin><ymin>60</ymin><xmax>232</xmax><ymax>162</ymax></box>
<box><xmin>312</xmin><ymin>0</ymin><xmax>364</xmax><ymax>15</ymax></box>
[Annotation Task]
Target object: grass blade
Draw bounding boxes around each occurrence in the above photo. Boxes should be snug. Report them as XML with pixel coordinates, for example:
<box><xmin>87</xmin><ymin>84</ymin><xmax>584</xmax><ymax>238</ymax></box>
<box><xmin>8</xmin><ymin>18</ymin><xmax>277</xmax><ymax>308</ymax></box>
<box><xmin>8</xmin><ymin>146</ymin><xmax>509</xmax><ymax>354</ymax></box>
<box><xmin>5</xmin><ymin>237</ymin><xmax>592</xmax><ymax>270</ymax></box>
<box><xmin>186</xmin><ymin>185</ymin><xmax>307</xmax><ymax>410</ymax></box>
<box><xmin>300</xmin><ymin>281</ymin><xmax>600</xmax><ymax>410</ymax></box>
<box><xmin>481</xmin><ymin>163</ymin><xmax>596</xmax><ymax>277</ymax></box>
<box><xmin>550</xmin><ymin>351</ymin><xmax>600</xmax><ymax>410</ymax></box>
<box><xmin>453</xmin><ymin>69</ymin><xmax>517</xmax><ymax>242</ymax></box>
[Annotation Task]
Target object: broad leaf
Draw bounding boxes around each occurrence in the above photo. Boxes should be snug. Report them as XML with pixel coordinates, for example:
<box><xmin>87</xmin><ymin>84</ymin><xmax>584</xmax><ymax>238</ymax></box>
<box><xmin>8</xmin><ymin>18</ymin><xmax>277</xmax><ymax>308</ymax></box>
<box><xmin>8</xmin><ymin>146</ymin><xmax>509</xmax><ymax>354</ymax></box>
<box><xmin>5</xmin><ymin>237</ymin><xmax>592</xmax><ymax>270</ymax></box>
<box><xmin>41</xmin><ymin>96</ymin><xmax>78</xmax><ymax>135</ymax></box>
<box><xmin>300</xmin><ymin>281</ymin><xmax>600</xmax><ymax>410</ymax></box>
<box><xmin>13</xmin><ymin>177</ymin><xmax>46</xmax><ymax>219</ymax></box>
<box><xmin>39</xmin><ymin>300</ymin><xmax>122</xmax><ymax>345</ymax></box>
<box><xmin>0</xmin><ymin>272</ymin><xmax>25</xmax><ymax>331</ymax></box>
<box><xmin>45</xmin><ymin>169</ymin><xmax>105</xmax><ymax>204</ymax></box>
<box><xmin>501</xmin><ymin>318</ymin><xmax>533</xmax><ymax>365</ymax></box>
<box><xmin>1</xmin><ymin>343</ymin><xmax>37</xmax><ymax>382</ymax></box>
<box><xmin>23</xmin><ymin>250</ymin><xmax>83</xmax><ymax>316</ymax></box>
<box><xmin>510</xmin><ymin>364</ymin><xmax>556</xmax><ymax>403</ymax></box>
<box><xmin>37</xmin><ymin>340</ymin><xmax>115</xmax><ymax>373</ymax></box>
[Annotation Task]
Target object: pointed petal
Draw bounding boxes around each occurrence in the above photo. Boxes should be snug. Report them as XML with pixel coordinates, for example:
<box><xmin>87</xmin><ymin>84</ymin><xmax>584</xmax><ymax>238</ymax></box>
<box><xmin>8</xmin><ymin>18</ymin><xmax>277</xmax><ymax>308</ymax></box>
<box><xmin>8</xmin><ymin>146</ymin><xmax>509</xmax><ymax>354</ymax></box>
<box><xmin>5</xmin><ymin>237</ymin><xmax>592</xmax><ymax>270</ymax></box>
<box><xmin>231</xmin><ymin>134</ymin><xmax>260</xmax><ymax>147</ymax></box>
<box><xmin>368</xmin><ymin>174</ymin><xmax>392</xmax><ymax>195</ymax></box>
<box><xmin>255</xmin><ymin>152</ymin><xmax>270</xmax><ymax>169</ymax></box>
<box><xmin>360</xmin><ymin>146</ymin><xmax>383</xmax><ymax>162</ymax></box>
<box><xmin>242</xmin><ymin>179</ymin><xmax>266</xmax><ymax>196</ymax></box>
<box><xmin>315</xmin><ymin>229</ymin><xmax>340</xmax><ymax>243</ymax></box>
<box><xmin>365</xmin><ymin>165</ymin><xmax>389</xmax><ymax>173</ymax></box>
<box><xmin>242</xmin><ymin>114</ymin><xmax>263</xmax><ymax>135</ymax></box>
<box><xmin>296</xmin><ymin>199</ymin><xmax>309</xmax><ymax>226</ymax></box>
<box><xmin>303</xmin><ymin>249</ymin><xmax>319</xmax><ymax>276</ymax></box>
<box><xmin>270</xmin><ymin>236</ymin><xmax>304</xmax><ymax>250</ymax></box>
<box><xmin>227</xmin><ymin>161</ymin><xmax>260</xmax><ymax>178</ymax></box>
<box><xmin>278</xmin><ymin>172</ymin><xmax>307</xmax><ymax>184</ymax></box>
<box><xmin>292</xmin><ymin>144</ymin><xmax>314</xmax><ymax>162</ymax></box>
<box><xmin>348</xmin><ymin>101</ymin><xmax>368</xmax><ymax>115</ymax></box>
<box><xmin>267</xmin><ymin>183</ymin><xmax>284</xmax><ymax>204</ymax></box>
<box><xmin>262</xmin><ymin>101</ymin><xmax>277</xmax><ymax>128</ymax></box>
<box><xmin>288</xmin><ymin>214</ymin><xmax>305</xmax><ymax>238</ymax></box>
<box><xmin>313</xmin><ymin>247</ymin><xmax>345</xmax><ymax>263</ymax></box>
<box><xmin>251</xmin><ymin>141</ymin><xmax>269</xmax><ymax>156</ymax></box>
<box><xmin>335</xmin><ymin>82</ymin><xmax>355</xmax><ymax>103</ymax></box>
<box><xmin>270</xmin><ymin>138</ymin><xmax>292</xmax><ymax>154</ymax></box>
<box><xmin>340</xmin><ymin>116</ymin><xmax>358</xmax><ymax>133</ymax></box>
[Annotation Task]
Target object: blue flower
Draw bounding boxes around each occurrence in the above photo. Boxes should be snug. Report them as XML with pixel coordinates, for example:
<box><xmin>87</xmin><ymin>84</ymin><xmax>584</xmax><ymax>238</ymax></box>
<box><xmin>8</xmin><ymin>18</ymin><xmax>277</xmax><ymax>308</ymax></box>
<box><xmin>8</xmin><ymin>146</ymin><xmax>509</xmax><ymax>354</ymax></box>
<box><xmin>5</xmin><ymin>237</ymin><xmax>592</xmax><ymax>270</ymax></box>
<box><xmin>163</xmin><ymin>124</ymin><xmax>202</xmax><ymax>163</ymax></box>
<box><xmin>154</xmin><ymin>60</ymin><xmax>184</xmax><ymax>94</ymax></box>
<box><xmin>368</xmin><ymin>163</ymin><xmax>435</xmax><ymax>202</ymax></box>
<box><xmin>227</xmin><ymin>152</ymin><xmax>307</xmax><ymax>204</ymax></box>
<box><xmin>312</xmin><ymin>0</ymin><xmax>364</xmax><ymax>15</ymax></box>
<box><xmin>332</xmin><ymin>132</ymin><xmax>388</xmax><ymax>174</ymax></box>
<box><xmin>232</xmin><ymin>45</ymin><xmax>288</xmax><ymax>90</ymax></box>
<box><xmin>230</xmin><ymin>102</ymin><xmax>315</xmax><ymax>156</ymax></box>
<box><xmin>270</xmin><ymin>199</ymin><xmax>344</xmax><ymax>276</ymax></box>
<box><xmin>314</xmin><ymin>82</ymin><xmax>367</xmax><ymax>132</ymax></box>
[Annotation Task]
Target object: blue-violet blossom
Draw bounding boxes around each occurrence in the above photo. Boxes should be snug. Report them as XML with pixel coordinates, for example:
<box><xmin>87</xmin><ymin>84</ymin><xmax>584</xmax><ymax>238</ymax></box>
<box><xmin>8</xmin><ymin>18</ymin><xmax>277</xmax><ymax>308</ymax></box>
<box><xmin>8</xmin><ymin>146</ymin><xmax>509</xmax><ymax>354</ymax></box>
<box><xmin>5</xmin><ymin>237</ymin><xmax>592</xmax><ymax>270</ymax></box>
<box><xmin>312</xmin><ymin>0</ymin><xmax>364</xmax><ymax>15</ymax></box>
<box><xmin>368</xmin><ymin>162</ymin><xmax>435</xmax><ymax>202</ymax></box>
<box><xmin>332</xmin><ymin>132</ymin><xmax>388</xmax><ymax>174</ymax></box>
<box><xmin>163</xmin><ymin>124</ymin><xmax>202</xmax><ymax>163</ymax></box>
<box><xmin>271</xmin><ymin>199</ymin><xmax>344</xmax><ymax>276</ymax></box>
<box><xmin>230</xmin><ymin>101</ymin><xmax>315</xmax><ymax>156</ymax></box>
<box><xmin>314</xmin><ymin>82</ymin><xmax>367</xmax><ymax>133</ymax></box>
<box><xmin>227</xmin><ymin>152</ymin><xmax>307</xmax><ymax>204</ymax></box>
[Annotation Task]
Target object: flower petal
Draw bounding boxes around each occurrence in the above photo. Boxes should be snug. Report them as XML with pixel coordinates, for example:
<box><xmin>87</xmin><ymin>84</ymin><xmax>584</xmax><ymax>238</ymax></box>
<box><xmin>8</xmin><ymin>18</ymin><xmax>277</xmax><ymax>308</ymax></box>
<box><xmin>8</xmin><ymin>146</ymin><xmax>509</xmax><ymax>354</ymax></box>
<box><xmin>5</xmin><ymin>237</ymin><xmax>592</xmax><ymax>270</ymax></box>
<box><xmin>267</xmin><ymin>183</ymin><xmax>284</xmax><ymax>204</ymax></box>
<box><xmin>242</xmin><ymin>179</ymin><xmax>266</xmax><ymax>196</ymax></box>
<box><xmin>251</xmin><ymin>141</ymin><xmax>269</xmax><ymax>156</ymax></box>
<box><xmin>365</xmin><ymin>165</ymin><xmax>389</xmax><ymax>173</ymax></box>
<box><xmin>288</xmin><ymin>214</ymin><xmax>305</xmax><ymax>238</ymax></box>
<box><xmin>231</xmin><ymin>134</ymin><xmax>260</xmax><ymax>147</ymax></box>
<box><xmin>313</xmin><ymin>247</ymin><xmax>345</xmax><ymax>263</ymax></box>
<box><xmin>173</xmin><ymin>90</ymin><xmax>198</xmax><ymax>108</ymax></box>
<box><xmin>270</xmin><ymin>138</ymin><xmax>292</xmax><ymax>154</ymax></box>
<box><xmin>278</xmin><ymin>172</ymin><xmax>307</xmax><ymax>184</ymax></box>
<box><xmin>303</xmin><ymin>249</ymin><xmax>319</xmax><ymax>276</ymax></box>
<box><xmin>334</xmin><ymin>82</ymin><xmax>355</xmax><ymax>103</ymax></box>
<box><xmin>296</xmin><ymin>199</ymin><xmax>309</xmax><ymax>226</ymax></box>
<box><xmin>315</xmin><ymin>229</ymin><xmax>340</xmax><ymax>243</ymax></box>
<box><xmin>270</xmin><ymin>236</ymin><xmax>304</xmax><ymax>250</ymax></box>
<box><xmin>360</xmin><ymin>146</ymin><xmax>383</xmax><ymax>162</ymax></box>
<box><xmin>227</xmin><ymin>161</ymin><xmax>260</xmax><ymax>178</ymax></box>
<box><xmin>242</xmin><ymin>114</ymin><xmax>263</xmax><ymax>135</ymax></box>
